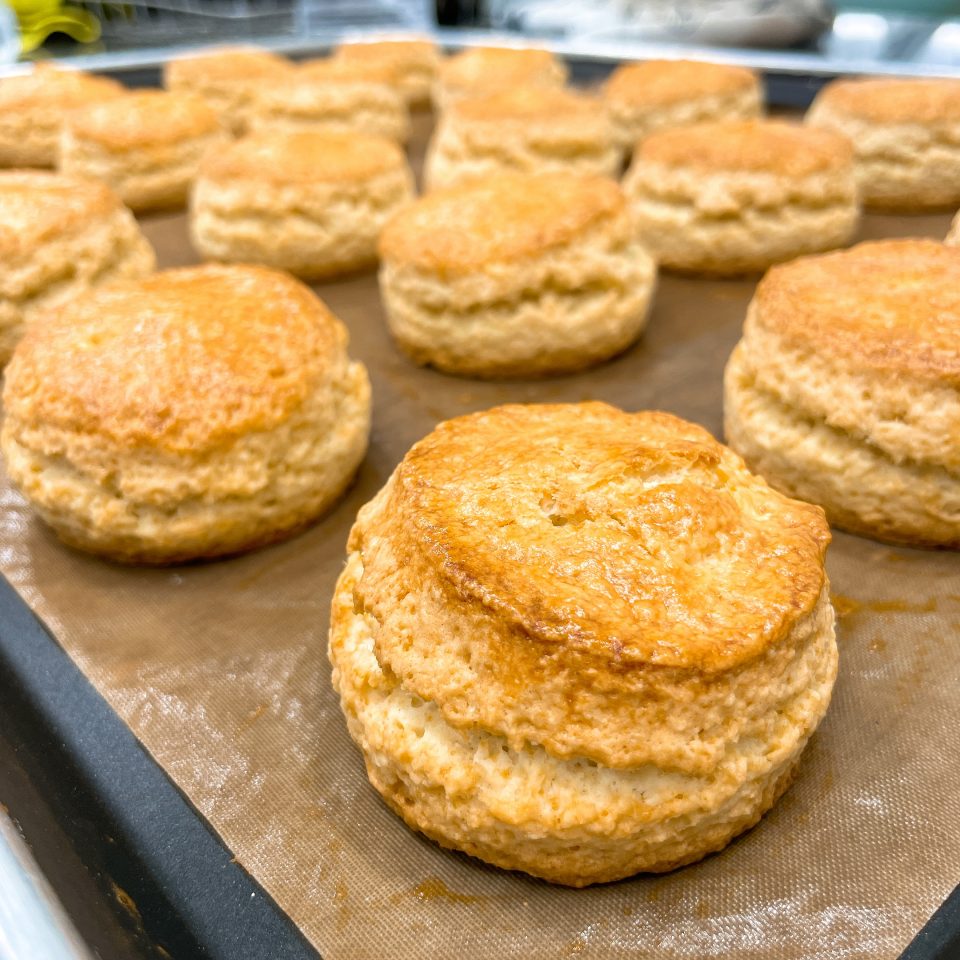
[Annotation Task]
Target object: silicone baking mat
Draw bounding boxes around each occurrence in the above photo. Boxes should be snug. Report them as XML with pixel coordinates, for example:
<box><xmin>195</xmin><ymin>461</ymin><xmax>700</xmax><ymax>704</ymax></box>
<box><xmin>1</xmin><ymin>114</ymin><xmax>958</xmax><ymax>960</ymax></box>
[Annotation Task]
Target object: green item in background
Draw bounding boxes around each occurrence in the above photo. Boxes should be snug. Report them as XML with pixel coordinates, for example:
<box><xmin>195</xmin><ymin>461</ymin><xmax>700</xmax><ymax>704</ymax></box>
<box><xmin>8</xmin><ymin>0</ymin><xmax>99</xmax><ymax>52</ymax></box>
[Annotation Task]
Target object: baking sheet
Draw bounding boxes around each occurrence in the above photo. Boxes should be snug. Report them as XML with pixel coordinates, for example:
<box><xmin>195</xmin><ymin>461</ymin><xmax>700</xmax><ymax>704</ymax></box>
<box><xmin>1</xmin><ymin>113</ymin><xmax>959</xmax><ymax>960</ymax></box>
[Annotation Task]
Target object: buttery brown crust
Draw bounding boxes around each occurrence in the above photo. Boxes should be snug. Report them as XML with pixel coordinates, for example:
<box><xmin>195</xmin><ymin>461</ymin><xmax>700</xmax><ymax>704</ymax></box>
<box><xmin>329</xmin><ymin>403</ymin><xmax>836</xmax><ymax>884</ymax></box>
<box><xmin>810</xmin><ymin>76</ymin><xmax>960</xmax><ymax>125</ymax></box>
<box><xmin>434</xmin><ymin>46</ymin><xmax>567</xmax><ymax>108</ymax></box>
<box><xmin>163</xmin><ymin>45</ymin><xmax>292</xmax><ymax>88</ymax></box>
<box><xmin>638</xmin><ymin>119</ymin><xmax>853</xmax><ymax>176</ymax></box>
<box><xmin>753</xmin><ymin>238</ymin><xmax>960</xmax><ymax>384</ymax></box>
<box><xmin>5</xmin><ymin>265</ymin><xmax>345</xmax><ymax>454</ymax></box>
<box><xmin>379</xmin><ymin>171</ymin><xmax>623</xmax><ymax>272</ymax></box>
<box><xmin>605</xmin><ymin>59</ymin><xmax>759</xmax><ymax>108</ymax></box>
<box><xmin>197</xmin><ymin>128</ymin><xmax>406</xmax><ymax>184</ymax></box>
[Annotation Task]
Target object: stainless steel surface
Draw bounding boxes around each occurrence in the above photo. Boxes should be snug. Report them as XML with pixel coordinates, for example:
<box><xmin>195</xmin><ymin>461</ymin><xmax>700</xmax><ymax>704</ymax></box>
<box><xmin>0</xmin><ymin>812</ymin><xmax>94</xmax><ymax>960</ymax></box>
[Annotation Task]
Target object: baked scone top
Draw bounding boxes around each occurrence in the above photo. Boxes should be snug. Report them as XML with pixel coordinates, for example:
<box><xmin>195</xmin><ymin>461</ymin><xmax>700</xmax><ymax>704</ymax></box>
<box><xmin>439</xmin><ymin>46</ymin><xmax>566</xmax><ymax>89</ymax></box>
<box><xmin>379</xmin><ymin>172</ymin><xmax>624</xmax><ymax>272</ymax></box>
<box><xmin>164</xmin><ymin>46</ymin><xmax>292</xmax><ymax>86</ymax></box>
<box><xmin>0</xmin><ymin>65</ymin><xmax>123</xmax><ymax>111</ymax></box>
<box><xmin>380</xmin><ymin>403</ymin><xmax>829</xmax><ymax>672</ymax></box>
<box><xmin>298</xmin><ymin>56</ymin><xmax>403</xmax><ymax>86</ymax></box>
<box><xmin>450</xmin><ymin>85</ymin><xmax>603</xmax><ymax>124</ymax></box>
<box><xmin>0</xmin><ymin>171</ymin><xmax>125</xmax><ymax>257</ymax></box>
<box><xmin>638</xmin><ymin>119</ymin><xmax>853</xmax><ymax>176</ymax></box>
<box><xmin>334</xmin><ymin>38</ymin><xmax>438</xmax><ymax>68</ymax></box>
<box><xmin>754</xmin><ymin>238</ymin><xmax>960</xmax><ymax>383</ymax></box>
<box><xmin>66</xmin><ymin>90</ymin><xmax>221</xmax><ymax>150</ymax></box>
<box><xmin>198</xmin><ymin>129</ymin><xmax>405</xmax><ymax>183</ymax></box>
<box><xmin>604</xmin><ymin>59</ymin><xmax>758</xmax><ymax>107</ymax></box>
<box><xmin>3</xmin><ymin>265</ymin><xmax>349</xmax><ymax>454</ymax></box>
<box><xmin>813</xmin><ymin>77</ymin><xmax>960</xmax><ymax>124</ymax></box>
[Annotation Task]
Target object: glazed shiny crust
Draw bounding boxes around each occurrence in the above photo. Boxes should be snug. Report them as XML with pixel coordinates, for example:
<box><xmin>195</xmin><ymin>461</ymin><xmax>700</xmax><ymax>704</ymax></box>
<box><xmin>330</xmin><ymin>403</ymin><xmax>836</xmax><ymax>884</ymax></box>
<box><xmin>637</xmin><ymin>119</ymin><xmax>854</xmax><ymax>176</ymax></box>
<box><xmin>379</xmin><ymin>171</ymin><xmax>624</xmax><ymax>271</ymax></box>
<box><xmin>605</xmin><ymin>59</ymin><xmax>759</xmax><ymax>108</ymax></box>
<box><xmin>724</xmin><ymin>238</ymin><xmax>960</xmax><ymax>546</ymax></box>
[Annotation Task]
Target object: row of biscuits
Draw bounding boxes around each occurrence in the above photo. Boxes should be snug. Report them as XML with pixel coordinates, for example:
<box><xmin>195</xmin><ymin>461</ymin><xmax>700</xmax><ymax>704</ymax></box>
<box><xmin>0</xmin><ymin>46</ymin><xmax>957</xmax><ymax>890</ymax></box>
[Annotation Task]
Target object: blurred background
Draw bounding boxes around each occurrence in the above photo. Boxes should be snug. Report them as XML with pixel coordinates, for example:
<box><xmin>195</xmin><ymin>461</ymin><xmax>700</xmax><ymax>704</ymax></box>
<box><xmin>1</xmin><ymin>0</ymin><xmax>960</xmax><ymax>88</ymax></box>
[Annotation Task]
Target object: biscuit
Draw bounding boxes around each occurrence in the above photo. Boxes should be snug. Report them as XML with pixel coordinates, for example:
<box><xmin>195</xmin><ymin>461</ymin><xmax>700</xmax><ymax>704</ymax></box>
<box><xmin>249</xmin><ymin>60</ymin><xmax>409</xmax><ymax>143</ymax></box>
<box><xmin>806</xmin><ymin>77</ymin><xmax>960</xmax><ymax>211</ymax></box>
<box><xmin>947</xmin><ymin>209</ymin><xmax>960</xmax><ymax>246</ymax></box>
<box><xmin>191</xmin><ymin>129</ymin><xmax>414</xmax><ymax>279</ymax></box>
<box><xmin>623</xmin><ymin>119</ymin><xmax>859</xmax><ymax>275</ymax></box>
<box><xmin>724</xmin><ymin>238</ymin><xmax>960</xmax><ymax>547</ymax></box>
<box><xmin>378</xmin><ymin>172</ymin><xmax>655</xmax><ymax>377</ymax></box>
<box><xmin>333</xmin><ymin>37</ymin><xmax>441</xmax><ymax>109</ymax></box>
<box><xmin>2</xmin><ymin>265</ymin><xmax>371</xmax><ymax>564</ymax></box>
<box><xmin>433</xmin><ymin>45</ymin><xmax>567</xmax><ymax>112</ymax></box>
<box><xmin>59</xmin><ymin>90</ymin><xmax>228</xmax><ymax>212</ymax></box>
<box><xmin>0</xmin><ymin>65</ymin><xmax>125</xmax><ymax>168</ymax></box>
<box><xmin>329</xmin><ymin>402</ymin><xmax>837</xmax><ymax>886</ymax></box>
<box><xmin>163</xmin><ymin>45</ymin><xmax>293</xmax><ymax>135</ymax></box>
<box><xmin>423</xmin><ymin>86</ymin><xmax>620</xmax><ymax>191</ymax></box>
<box><xmin>603</xmin><ymin>59</ymin><xmax>762</xmax><ymax>150</ymax></box>
<box><xmin>0</xmin><ymin>171</ymin><xmax>154</xmax><ymax>366</ymax></box>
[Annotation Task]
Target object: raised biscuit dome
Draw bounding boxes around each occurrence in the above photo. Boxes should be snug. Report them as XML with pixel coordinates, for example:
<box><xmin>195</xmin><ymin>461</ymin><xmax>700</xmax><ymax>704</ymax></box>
<box><xmin>380</xmin><ymin>170</ymin><xmax>624</xmax><ymax>271</ymax></box>
<box><xmin>724</xmin><ymin>238</ymin><xmax>960</xmax><ymax>546</ymax></box>
<box><xmin>329</xmin><ymin>403</ymin><xmax>837</xmax><ymax>885</ymax></box>
<box><xmin>2</xmin><ymin>265</ymin><xmax>371</xmax><ymax>562</ymax></box>
<box><xmin>606</xmin><ymin>59</ymin><xmax>758</xmax><ymax>108</ymax></box>
<box><xmin>164</xmin><ymin>45</ymin><xmax>292</xmax><ymax>88</ymax></box>
<box><xmin>435</xmin><ymin>45</ymin><xmax>567</xmax><ymax>107</ymax></box>
<box><xmin>809</xmin><ymin>76</ymin><xmax>960</xmax><ymax>125</ymax></box>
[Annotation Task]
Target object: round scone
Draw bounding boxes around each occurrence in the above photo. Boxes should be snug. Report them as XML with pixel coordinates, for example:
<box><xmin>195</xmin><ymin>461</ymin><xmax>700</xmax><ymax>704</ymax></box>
<box><xmin>0</xmin><ymin>65</ymin><xmax>124</xmax><ymax>168</ymax></box>
<box><xmin>423</xmin><ymin>86</ymin><xmax>620</xmax><ymax>191</ymax></box>
<box><xmin>378</xmin><ymin>172</ymin><xmax>656</xmax><ymax>378</ymax></box>
<box><xmin>603</xmin><ymin>59</ymin><xmax>763</xmax><ymax>151</ymax></box>
<box><xmin>333</xmin><ymin>37</ymin><xmax>441</xmax><ymax>109</ymax></box>
<box><xmin>433</xmin><ymin>45</ymin><xmax>567</xmax><ymax>112</ymax></box>
<box><xmin>59</xmin><ymin>90</ymin><xmax>228</xmax><ymax>212</ymax></box>
<box><xmin>806</xmin><ymin>77</ymin><xmax>960</xmax><ymax>211</ymax></box>
<box><xmin>329</xmin><ymin>402</ymin><xmax>837</xmax><ymax>886</ymax></box>
<box><xmin>191</xmin><ymin>130</ymin><xmax>414</xmax><ymax>279</ymax></box>
<box><xmin>163</xmin><ymin>46</ymin><xmax>294</xmax><ymax>135</ymax></box>
<box><xmin>725</xmin><ymin>239</ymin><xmax>960</xmax><ymax>548</ymax></box>
<box><xmin>248</xmin><ymin>60</ymin><xmax>409</xmax><ymax>143</ymax></box>
<box><xmin>0</xmin><ymin>171</ymin><xmax>154</xmax><ymax>366</ymax></box>
<box><xmin>2</xmin><ymin>265</ymin><xmax>371</xmax><ymax>564</ymax></box>
<box><xmin>623</xmin><ymin>119</ymin><xmax>858</xmax><ymax>275</ymax></box>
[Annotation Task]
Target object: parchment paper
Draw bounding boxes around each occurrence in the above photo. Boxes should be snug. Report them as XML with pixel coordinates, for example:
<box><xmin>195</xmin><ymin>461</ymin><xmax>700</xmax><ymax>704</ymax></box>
<box><xmin>1</xmin><ymin>112</ymin><xmax>959</xmax><ymax>960</ymax></box>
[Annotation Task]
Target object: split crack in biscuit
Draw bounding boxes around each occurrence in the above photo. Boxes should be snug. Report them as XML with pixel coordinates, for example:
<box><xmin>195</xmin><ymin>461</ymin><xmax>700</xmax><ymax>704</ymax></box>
<box><xmin>163</xmin><ymin>46</ymin><xmax>294</xmax><ymax>136</ymax></box>
<box><xmin>724</xmin><ymin>238</ymin><xmax>960</xmax><ymax>547</ymax></box>
<box><xmin>0</xmin><ymin>65</ymin><xmax>125</xmax><ymax>168</ymax></box>
<box><xmin>433</xmin><ymin>46</ymin><xmax>568</xmax><ymax>113</ymax></box>
<box><xmin>807</xmin><ymin>77</ymin><xmax>960</xmax><ymax>212</ymax></box>
<box><xmin>424</xmin><ymin>85</ymin><xmax>620</xmax><ymax>191</ymax></box>
<box><xmin>623</xmin><ymin>119</ymin><xmax>859</xmax><ymax>275</ymax></box>
<box><xmin>191</xmin><ymin>129</ymin><xmax>415</xmax><ymax>280</ymax></box>
<box><xmin>0</xmin><ymin>170</ymin><xmax>154</xmax><ymax>366</ymax></box>
<box><xmin>2</xmin><ymin>265</ymin><xmax>371</xmax><ymax>564</ymax></box>
<box><xmin>250</xmin><ymin>59</ymin><xmax>410</xmax><ymax>143</ymax></box>
<box><xmin>603</xmin><ymin>59</ymin><xmax>763</xmax><ymax>151</ymax></box>
<box><xmin>378</xmin><ymin>172</ymin><xmax>656</xmax><ymax>378</ymax></box>
<box><xmin>59</xmin><ymin>90</ymin><xmax>228</xmax><ymax>213</ymax></box>
<box><xmin>328</xmin><ymin>402</ymin><xmax>837</xmax><ymax>886</ymax></box>
<box><xmin>333</xmin><ymin>38</ymin><xmax>441</xmax><ymax>110</ymax></box>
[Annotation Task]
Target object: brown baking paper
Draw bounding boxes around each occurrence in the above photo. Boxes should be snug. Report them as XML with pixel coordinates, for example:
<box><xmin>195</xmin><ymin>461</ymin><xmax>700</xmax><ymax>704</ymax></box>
<box><xmin>2</xmin><ymin>113</ymin><xmax>960</xmax><ymax>959</ymax></box>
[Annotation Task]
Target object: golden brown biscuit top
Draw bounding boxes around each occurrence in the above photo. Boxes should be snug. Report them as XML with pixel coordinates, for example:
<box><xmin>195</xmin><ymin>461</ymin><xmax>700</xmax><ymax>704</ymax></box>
<box><xmin>164</xmin><ymin>46</ymin><xmax>292</xmax><ymax>88</ymax></box>
<box><xmin>65</xmin><ymin>90</ymin><xmax>221</xmax><ymax>149</ymax></box>
<box><xmin>0</xmin><ymin>65</ymin><xmax>124</xmax><ymax>112</ymax></box>
<box><xmin>379</xmin><ymin>172</ymin><xmax>623</xmax><ymax>272</ymax></box>
<box><xmin>439</xmin><ymin>45</ymin><xmax>566</xmax><ymax>91</ymax></box>
<box><xmin>0</xmin><ymin>171</ymin><xmax>123</xmax><ymax>258</ymax></box>
<box><xmin>754</xmin><ymin>239</ymin><xmax>960</xmax><ymax>383</ymax></box>
<box><xmin>383</xmin><ymin>403</ymin><xmax>829</xmax><ymax>672</ymax></box>
<box><xmin>334</xmin><ymin>37</ymin><xmax>439</xmax><ymax>71</ymax></box>
<box><xmin>298</xmin><ymin>56</ymin><xmax>400</xmax><ymax>87</ymax></box>
<box><xmin>450</xmin><ymin>85</ymin><xmax>604</xmax><ymax>124</ymax></box>
<box><xmin>198</xmin><ymin>129</ymin><xmax>405</xmax><ymax>183</ymax></box>
<box><xmin>604</xmin><ymin>59</ymin><xmax>758</xmax><ymax>107</ymax></box>
<box><xmin>638</xmin><ymin>119</ymin><xmax>853</xmax><ymax>176</ymax></box>
<box><xmin>813</xmin><ymin>76</ymin><xmax>960</xmax><ymax>124</ymax></box>
<box><xmin>3</xmin><ymin>265</ymin><xmax>348</xmax><ymax>454</ymax></box>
